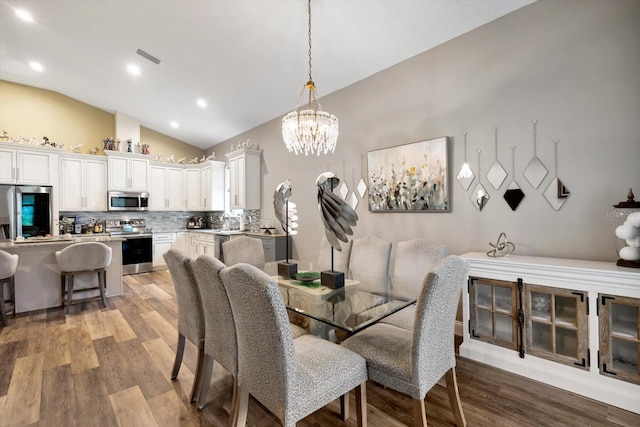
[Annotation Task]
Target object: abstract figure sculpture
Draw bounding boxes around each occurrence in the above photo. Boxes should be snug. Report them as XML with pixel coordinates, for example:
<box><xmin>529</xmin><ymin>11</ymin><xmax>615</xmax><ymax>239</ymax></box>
<box><xmin>274</xmin><ymin>179</ymin><xmax>299</xmax><ymax>277</ymax></box>
<box><xmin>317</xmin><ymin>172</ymin><xmax>358</xmax><ymax>288</ymax></box>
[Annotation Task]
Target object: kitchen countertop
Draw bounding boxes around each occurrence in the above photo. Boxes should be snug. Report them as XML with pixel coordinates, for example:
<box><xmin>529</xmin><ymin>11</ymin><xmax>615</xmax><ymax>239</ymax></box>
<box><xmin>0</xmin><ymin>235</ymin><xmax>124</xmax><ymax>249</ymax></box>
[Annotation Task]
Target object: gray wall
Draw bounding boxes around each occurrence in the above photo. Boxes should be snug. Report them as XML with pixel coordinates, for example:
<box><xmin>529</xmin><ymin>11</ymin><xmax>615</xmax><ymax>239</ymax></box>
<box><xmin>209</xmin><ymin>0</ymin><xmax>640</xmax><ymax>263</ymax></box>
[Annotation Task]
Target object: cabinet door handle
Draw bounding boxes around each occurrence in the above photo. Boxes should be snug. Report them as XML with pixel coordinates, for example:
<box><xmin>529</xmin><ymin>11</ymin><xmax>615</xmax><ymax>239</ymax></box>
<box><xmin>204</xmin><ymin>198</ymin><xmax>207</xmax><ymax>206</ymax></box>
<box><xmin>12</xmin><ymin>167</ymin><xmax>16</xmax><ymax>181</ymax></box>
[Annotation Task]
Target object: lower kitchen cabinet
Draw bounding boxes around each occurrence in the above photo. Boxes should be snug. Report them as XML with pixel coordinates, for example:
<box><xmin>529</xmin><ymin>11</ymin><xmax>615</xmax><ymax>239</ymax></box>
<box><xmin>189</xmin><ymin>232</ymin><xmax>216</xmax><ymax>258</ymax></box>
<box><xmin>461</xmin><ymin>252</ymin><xmax>640</xmax><ymax>414</ymax></box>
<box><xmin>248</xmin><ymin>234</ymin><xmax>292</xmax><ymax>262</ymax></box>
<box><xmin>152</xmin><ymin>233</ymin><xmax>175</xmax><ymax>267</ymax></box>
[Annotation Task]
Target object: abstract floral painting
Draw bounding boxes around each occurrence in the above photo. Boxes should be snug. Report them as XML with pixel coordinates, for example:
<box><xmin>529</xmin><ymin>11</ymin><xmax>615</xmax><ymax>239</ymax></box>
<box><xmin>367</xmin><ymin>136</ymin><xmax>449</xmax><ymax>212</ymax></box>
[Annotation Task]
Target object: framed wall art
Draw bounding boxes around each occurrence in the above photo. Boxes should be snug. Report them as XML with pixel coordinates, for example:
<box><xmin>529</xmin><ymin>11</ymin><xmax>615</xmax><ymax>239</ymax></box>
<box><xmin>367</xmin><ymin>136</ymin><xmax>449</xmax><ymax>212</ymax></box>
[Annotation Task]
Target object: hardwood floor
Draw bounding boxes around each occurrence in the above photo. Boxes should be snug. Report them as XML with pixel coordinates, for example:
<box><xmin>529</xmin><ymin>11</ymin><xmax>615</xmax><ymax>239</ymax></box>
<box><xmin>1</xmin><ymin>269</ymin><xmax>638</xmax><ymax>427</ymax></box>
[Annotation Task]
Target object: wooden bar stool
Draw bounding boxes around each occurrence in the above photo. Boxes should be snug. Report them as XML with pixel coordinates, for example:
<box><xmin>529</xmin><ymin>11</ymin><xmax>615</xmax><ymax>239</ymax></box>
<box><xmin>0</xmin><ymin>250</ymin><xmax>19</xmax><ymax>327</ymax></box>
<box><xmin>55</xmin><ymin>242</ymin><xmax>112</xmax><ymax>314</ymax></box>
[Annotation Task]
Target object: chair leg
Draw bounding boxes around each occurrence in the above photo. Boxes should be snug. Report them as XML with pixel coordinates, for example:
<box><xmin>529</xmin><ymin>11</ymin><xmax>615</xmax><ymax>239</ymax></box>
<box><xmin>99</xmin><ymin>270</ymin><xmax>107</xmax><ymax>308</ymax></box>
<box><xmin>412</xmin><ymin>398</ymin><xmax>427</xmax><ymax>427</ymax></box>
<box><xmin>171</xmin><ymin>333</ymin><xmax>186</xmax><ymax>379</ymax></box>
<box><xmin>233</xmin><ymin>387</ymin><xmax>249</xmax><ymax>427</ymax></box>
<box><xmin>445</xmin><ymin>367</ymin><xmax>466</xmax><ymax>427</ymax></box>
<box><xmin>190</xmin><ymin>345</ymin><xmax>206</xmax><ymax>403</ymax></box>
<box><xmin>0</xmin><ymin>278</ymin><xmax>8</xmax><ymax>327</ymax></box>
<box><xmin>355</xmin><ymin>382</ymin><xmax>367</xmax><ymax>427</ymax></box>
<box><xmin>65</xmin><ymin>274</ymin><xmax>75</xmax><ymax>314</ymax></box>
<box><xmin>340</xmin><ymin>392</ymin><xmax>349</xmax><ymax>421</ymax></box>
<box><xmin>60</xmin><ymin>274</ymin><xmax>66</xmax><ymax>310</ymax></box>
<box><xmin>229</xmin><ymin>376</ymin><xmax>238</xmax><ymax>427</ymax></box>
<box><xmin>197</xmin><ymin>355</ymin><xmax>214</xmax><ymax>410</ymax></box>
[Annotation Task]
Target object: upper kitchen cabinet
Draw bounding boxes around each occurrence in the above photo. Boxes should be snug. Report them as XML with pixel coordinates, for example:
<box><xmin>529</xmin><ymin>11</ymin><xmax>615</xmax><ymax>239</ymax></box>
<box><xmin>150</xmin><ymin>163</ymin><xmax>183</xmax><ymax>211</ymax></box>
<box><xmin>106</xmin><ymin>151</ymin><xmax>149</xmax><ymax>191</ymax></box>
<box><xmin>201</xmin><ymin>161</ymin><xmax>225</xmax><ymax>211</ymax></box>
<box><xmin>0</xmin><ymin>144</ymin><xmax>58</xmax><ymax>185</ymax></box>
<box><xmin>184</xmin><ymin>167</ymin><xmax>201</xmax><ymax>211</ymax></box>
<box><xmin>59</xmin><ymin>154</ymin><xmax>107</xmax><ymax>211</ymax></box>
<box><xmin>225</xmin><ymin>148</ymin><xmax>261</xmax><ymax>210</ymax></box>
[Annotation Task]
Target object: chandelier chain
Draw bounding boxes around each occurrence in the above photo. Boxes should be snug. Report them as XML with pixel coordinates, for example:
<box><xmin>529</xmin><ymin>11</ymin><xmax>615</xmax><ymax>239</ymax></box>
<box><xmin>308</xmin><ymin>0</ymin><xmax>312</xmax><ymax>83</ymax></box>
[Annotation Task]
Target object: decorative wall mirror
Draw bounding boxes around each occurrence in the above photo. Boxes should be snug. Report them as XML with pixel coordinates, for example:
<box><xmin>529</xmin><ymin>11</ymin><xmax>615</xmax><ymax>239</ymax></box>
<box><xmin>523</xmin><ymin>120</ymin><xmax>548</xmax><ymax>189</ymax></box>
<box><xmin>471</xmin><ymin>151</ymin><xmax>490</xmax><ymax>211</ymax></box>
<box><xmin>487</xmin><ymin>127</ymin><xmax>507</xmax><ymax>190</ymax></box>
<box><xmin>457</xmin><ymin>132</ymin><xmax>475</xmax><ymax>191</ymax></box>
<box><xmin>504</xmin><ymin>146</ymin><xmax>525</xmax><ymax>211</ymax></box>
<box><xmin>543</xmin><ymin>139</ymin><xmax>570</xmax><ymax>210</ymax></box>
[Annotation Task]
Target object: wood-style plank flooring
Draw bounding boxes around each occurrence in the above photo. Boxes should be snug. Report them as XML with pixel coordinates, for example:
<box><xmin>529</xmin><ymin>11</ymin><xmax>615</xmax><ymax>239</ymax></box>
<box><xmin>1</xmin><ymin>270</ymin><xmax>639</xmax><ymax>426</ymax></box>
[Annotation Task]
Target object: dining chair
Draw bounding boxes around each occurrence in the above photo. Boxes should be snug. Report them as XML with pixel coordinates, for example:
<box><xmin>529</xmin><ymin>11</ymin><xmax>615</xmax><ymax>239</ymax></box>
<box><xmin>191</xmin><ymin>255</ymin><xmax>308</xmax><ymax>415</ymax></box>
<box><xmin>163</xmin><ymin>249</ymin><xmax>206</xmax><ymax>404</ymax></box>
<box><xmin>221</xmin><ymin>263</ymin><xmax>368</xmax><ymax>427</ymax></box>
<box><xmin>221</xmin><ymin>236</ymin><xmax>265</xmax><ymax>267</ymax></box>
<box><xmin>341</xmin><ymin>255</ymin><xmax>469</xmax><ymax>427</ymax></box>
<box><xmin>380</xmin><ymin>239</ymin><xmax>447</xmax><ymax>330</ymax></box>
<box><xmin>317</xmin><ymin>237</ymin><xmax>352</xmax><ymax>272</ymax></box>
<box><xmin>0</xmin><ymin>250</ymin><xmax>19</xmax><ymax>327</ymax></box>
<box><xmin>55</xmin><ymin>242</ymin><xmax>112</xmax><ymax>314</ymax></box>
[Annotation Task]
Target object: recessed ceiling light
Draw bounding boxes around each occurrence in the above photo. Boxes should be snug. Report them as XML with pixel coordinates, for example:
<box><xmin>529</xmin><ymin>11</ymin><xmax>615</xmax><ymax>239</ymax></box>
<box><xmin>16</xmin><ymin>9</ymin><xmax>33</xmax><ymax>22</ymax></box>
<box><xmin>196</xmin><ymin>99</ymin><xmax>207</xmax><ymax>108</ymax></box>
<box><xmin>170</xmin><ymin>121</ymin><xmax>179</xmax><ymax>128</ymax></box>
<box><xmin>29</xmin><ymin>62</ymin><xmax>43</xmax><ymax>72</ymax></box>
<box><xmin>127</xmin><ymin>64</ymin><xmax>141</xmax><ymax>76</ymax></box>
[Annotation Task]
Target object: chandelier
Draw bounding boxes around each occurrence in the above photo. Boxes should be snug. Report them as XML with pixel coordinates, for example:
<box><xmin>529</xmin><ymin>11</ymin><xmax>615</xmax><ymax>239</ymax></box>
<box><xmin>282</xmin><ymin>0</ymin><xmax>338</xmax><ymax>156</ymax></box>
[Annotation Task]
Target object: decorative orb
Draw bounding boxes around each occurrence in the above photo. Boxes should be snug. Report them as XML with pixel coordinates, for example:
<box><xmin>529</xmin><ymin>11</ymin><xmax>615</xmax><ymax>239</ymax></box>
<box><xmin>627</xmin><ymin>212</ymin><xmax>640</xmax><ymax>228</ymax></box>
<box><xmin>615</xmin><ymin>224</ymin><xmax>639</xmax><ymax>240</ymax></box>
<box><xmin>619</xmin><ymin>246</ymin><xmax>640</xmax><ymax>261</ymax></box>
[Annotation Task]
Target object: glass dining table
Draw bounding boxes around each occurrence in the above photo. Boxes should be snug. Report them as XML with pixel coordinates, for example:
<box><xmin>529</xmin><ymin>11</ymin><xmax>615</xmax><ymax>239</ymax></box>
<box><xmin>261</xmin><ymin>260</ymin><xmax>418</xmax><ymax>335</ymax></box>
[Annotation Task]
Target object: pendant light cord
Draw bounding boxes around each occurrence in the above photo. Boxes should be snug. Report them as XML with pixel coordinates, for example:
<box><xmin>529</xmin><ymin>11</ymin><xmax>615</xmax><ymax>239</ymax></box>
<box><xmin>308</xmin><ymin>0</ymin><xmax>313</xmax><ymax>83</ymax></box>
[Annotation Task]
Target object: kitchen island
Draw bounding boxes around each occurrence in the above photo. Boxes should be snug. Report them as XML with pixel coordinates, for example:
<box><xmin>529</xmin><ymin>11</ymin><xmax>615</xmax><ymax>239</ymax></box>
<box><xmin>1</xmin><ymin>235</ymin><xmax>124</xmax><ymax>313</ymax></box>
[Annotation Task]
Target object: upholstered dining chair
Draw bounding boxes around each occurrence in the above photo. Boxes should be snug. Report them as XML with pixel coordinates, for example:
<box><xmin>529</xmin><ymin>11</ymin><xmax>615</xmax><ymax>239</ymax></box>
<box><xmin>380</xmin><ymin>239</ymin><xmax>447</xmax><ymax>330</ymax></box>
<box><xmin>221</xmin><ymin>236</ymin><xmax>265</xmax><ymax>267</ymax></box>
<box><xmin>0</xmin><ymin>250</ymin><xmax>19</xmax><ymax>327</ymax></box>
<box><xmin>342</xmin><ymin>255</ymin><xmax>469</xmax><ymax>427</ymax></box>
<box><xmin>191</xmin><ymin>255</ymin><xmax>308</xmax><ymax>418</ymax></box>
<box><xmin>221</xmin><ymin>263</ymin><xmax>368</xmax><ymax>427</ymax></box>
<box><xmin>55</xmin><ymin>242</ymin><xmax>112</xmax><ymax>314</ymax></box>
<box><xmin>163</xmin><ymin>249</ymin><xmax>206</xmax><ymax>404</ymax></box>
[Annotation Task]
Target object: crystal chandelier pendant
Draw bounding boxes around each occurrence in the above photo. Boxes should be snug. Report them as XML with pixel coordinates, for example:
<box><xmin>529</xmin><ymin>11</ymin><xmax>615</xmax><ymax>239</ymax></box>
<box><xmin>282</xmin><ymin>0</ymin><xmax>339</xmax><ymax>156</ymax></box>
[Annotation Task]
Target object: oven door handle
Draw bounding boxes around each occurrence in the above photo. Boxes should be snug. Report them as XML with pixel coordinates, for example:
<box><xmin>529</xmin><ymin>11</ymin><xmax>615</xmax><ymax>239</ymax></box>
<box><xmin>120</xmin><ymin>235</ymin><xmax>153</xmax><ymax>240</ymax></box>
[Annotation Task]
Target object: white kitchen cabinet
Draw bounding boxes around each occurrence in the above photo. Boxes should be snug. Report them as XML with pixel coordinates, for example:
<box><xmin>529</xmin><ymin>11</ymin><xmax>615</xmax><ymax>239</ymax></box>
<box><xmin>460</xmin><ymin>252</ymin><xmax>640</xmax><ymax>414</ymax></box>
<box><xmin>201</xmin><ymin>160</ymin><xmax>225</xmax><ymax>211</ymax></box>
<box><xmin>174</xmin><ymin>232</ymin><xmax>189</xmax><ymax>254</ymax></box>
<box><xmin>150</xmin><ymin>164</ymin><xmax>183</xmax><ymax>211</ymax></box>
<box><xmin>59</xmin><ymin>154</ymin><xmax>107</xmax><ymax>211</ymax></box>
<box><xmin>190</xmin><ymin>232</ymin><xmax>216</xmax><ymax>257</ymax></box>
<box><xmin>0</xmin><ymin>144</ymin><xmax>57</xmax><ymax>185</ymax></box>
<box><xmin>152</xmin><ymin>232</ymin><xmax>175</xmax><ymax>267</ymax></box>
<box><xmin>106</xmin><ymin>151</ymin><xmax>149</xmax><ymax>191</ymax></box>
<box><xmin>225</xmin><ymin>148</ymin><xmax>261</xmax><ymax>210</ymax></box>
<box><xmin>184</xmin><ymin>167</ymin><xmax>201</xmax><ymax>211</ymax></box>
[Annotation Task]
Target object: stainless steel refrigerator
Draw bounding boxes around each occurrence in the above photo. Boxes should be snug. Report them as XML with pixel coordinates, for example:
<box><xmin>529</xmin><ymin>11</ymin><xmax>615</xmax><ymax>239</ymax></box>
<box><xmin>0</xmin><ymin>185</ymin><xmax>54</xmax><ymax>241</ymax></box>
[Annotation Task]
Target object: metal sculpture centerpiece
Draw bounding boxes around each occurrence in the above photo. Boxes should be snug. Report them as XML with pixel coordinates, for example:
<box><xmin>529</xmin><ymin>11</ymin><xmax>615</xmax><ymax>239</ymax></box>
<box><xmin>274</xmin><ymin>179</ymin><xmax>299</xmax><ymax>278</ymax></box>
<box><xmin>316</xmin><ymin>172</ymin><xmax>358</xmax><ymax>288</ymax></box>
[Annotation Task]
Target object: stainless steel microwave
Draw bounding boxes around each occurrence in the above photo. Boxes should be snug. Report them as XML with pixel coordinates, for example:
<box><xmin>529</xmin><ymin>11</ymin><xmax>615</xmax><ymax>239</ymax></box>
<box><xmin>108</xmin><ymin>191</ymin><xmax>149</xmax><ymax>211</ymax></box>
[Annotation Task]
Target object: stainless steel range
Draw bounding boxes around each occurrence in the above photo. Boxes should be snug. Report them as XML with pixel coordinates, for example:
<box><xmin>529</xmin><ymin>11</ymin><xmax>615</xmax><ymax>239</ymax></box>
<box><xmin>106</xmin><ymin>219</ymin><xmax>153</xmax><ymax>275</ymax></box>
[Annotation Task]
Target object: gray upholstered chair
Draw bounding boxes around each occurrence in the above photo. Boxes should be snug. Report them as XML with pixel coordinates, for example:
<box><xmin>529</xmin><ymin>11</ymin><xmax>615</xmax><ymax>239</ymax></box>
<box><xmin>221</xmin><ymin>236</ymin><xmax>265</xmax><ymax>267</ymax></box>
<box><xmin>317</xmin><ymin>237</ymin><xmax>352</xmax><ymax>272</ymax></box>
<box><xmin>191</xmin><ymin>255</ymin><xmax>307</xmax><ymax>417</ymax></box>
<box><xmin>221</xmin><ymin>263</ymin><xmax>368</xmax><ymax>427</ymax></box>
<box><xmin>55</xmin><ymin>242</ymin><xmax>112</xmax><ymax>314</ymax></box>
<box><xmin>163</xmin><ymin>249</ymin><xmax>206</xmax><ymax>404</ymax></box>
<box><xmin>379</xmin><ymin>239</ymin><xmax>447</xmax><ymax>330</ymax></box>
<box><xmin>0</xmin><ymin>250</ymin><xmax>19</xmax><ymax>327</ymax></box>
<box><xmin>342</xmin><ymin>255</ymin><xmax>469</xmax><ymax>427</ymax></box>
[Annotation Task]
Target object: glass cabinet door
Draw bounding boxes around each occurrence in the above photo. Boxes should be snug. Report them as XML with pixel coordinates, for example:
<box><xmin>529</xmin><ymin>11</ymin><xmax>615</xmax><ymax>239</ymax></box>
<box><xmin>525</xmin><ymin>285</ymin><xmax>589</xmax><ymax>370</ymax></box>
<box><xmin>469</xmin><ymin>277</ymin><xmax>520</xmax><ymax>351</ymax></box>
<box><xmin>599</xmin><ymin>294</ymin><xmax>640</xmax><ymax>385</ymax></box>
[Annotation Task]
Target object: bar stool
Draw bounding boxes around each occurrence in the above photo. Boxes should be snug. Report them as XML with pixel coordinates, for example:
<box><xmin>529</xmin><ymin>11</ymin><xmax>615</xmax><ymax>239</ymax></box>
<box><xmin>55</xmin><ymin>242</ymin><xmax>112</xmax><ymax>314</ymax></box>
<box><xmin>0</xmin><ymin>250</ymin><xmax>19</xmax><ymax>327</ymax></box>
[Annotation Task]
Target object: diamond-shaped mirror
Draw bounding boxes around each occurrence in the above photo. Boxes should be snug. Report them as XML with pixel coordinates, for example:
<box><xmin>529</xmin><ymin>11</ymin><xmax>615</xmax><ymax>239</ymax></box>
<box><xmin>337</xmin><ymin>181</ymin><xmax>349</xmax><ymax>200</ymax></box>
<box><xmin>357</xmin><ymin>178</ymin><xmax>367</xmax><ymax>198</ymax></box>
<box><xmin>524</xmin><ymin>157</ymin><xmax>548</xmax><ymax>189</ymax></box>
<box><xmin>544</xmin><ymin>178</ymin><xmax>570</xmax><ymax>211</ymax></box>
<box><xmin>470</xmin><ymin>183</ymin><xmax>490</xmax><ymax>211</ymax></box>
<box><xmin>504</xmin><ymin>182</ymin><xmax>525</xmax><ymax>211</ymax></box>
<box><xmin>349</xmin><ymin>192</ymin><xmax>359</xmax><ymax>210</ymax></box>
<box><xmin>487</xmin><ymin>162</ymin><xmax>507</xmax><ymax>190</ymax></box>
<box><xmin>457</xmin><ymin>163</ymin><xmax>475</xmax><ymax>191</ymax></box>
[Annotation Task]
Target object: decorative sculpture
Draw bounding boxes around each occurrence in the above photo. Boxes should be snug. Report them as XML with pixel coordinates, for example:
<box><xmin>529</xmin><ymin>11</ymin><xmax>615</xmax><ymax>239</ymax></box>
<box><xmin>317</xmin><ymin>172</ymin><xmax>358</xmax><ymax>288</ymax></box>
<box><xmin>274</xmin><ymin>179</ymin><xmax>298</xmax><ymax>278</ymax></box>
<box><xmin>487</xmin><ymin>232</ymin><xmax>516</xmax><ymax>257</ymax></box>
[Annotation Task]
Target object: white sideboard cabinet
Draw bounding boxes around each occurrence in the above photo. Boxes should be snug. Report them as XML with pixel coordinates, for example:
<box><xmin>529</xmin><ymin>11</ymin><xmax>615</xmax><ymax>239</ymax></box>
<box><xmin>460</xmin><ymin>252</ymin><xmax>640</xmax><ymax>414</ymax></box>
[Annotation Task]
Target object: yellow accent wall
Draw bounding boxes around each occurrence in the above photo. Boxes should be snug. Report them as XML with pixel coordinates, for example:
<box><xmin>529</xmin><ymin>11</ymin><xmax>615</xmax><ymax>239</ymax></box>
<box><xmin>0</xmin><ymin>80</ymin><xmax>203</xmax><ymax>158</ymax></box>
